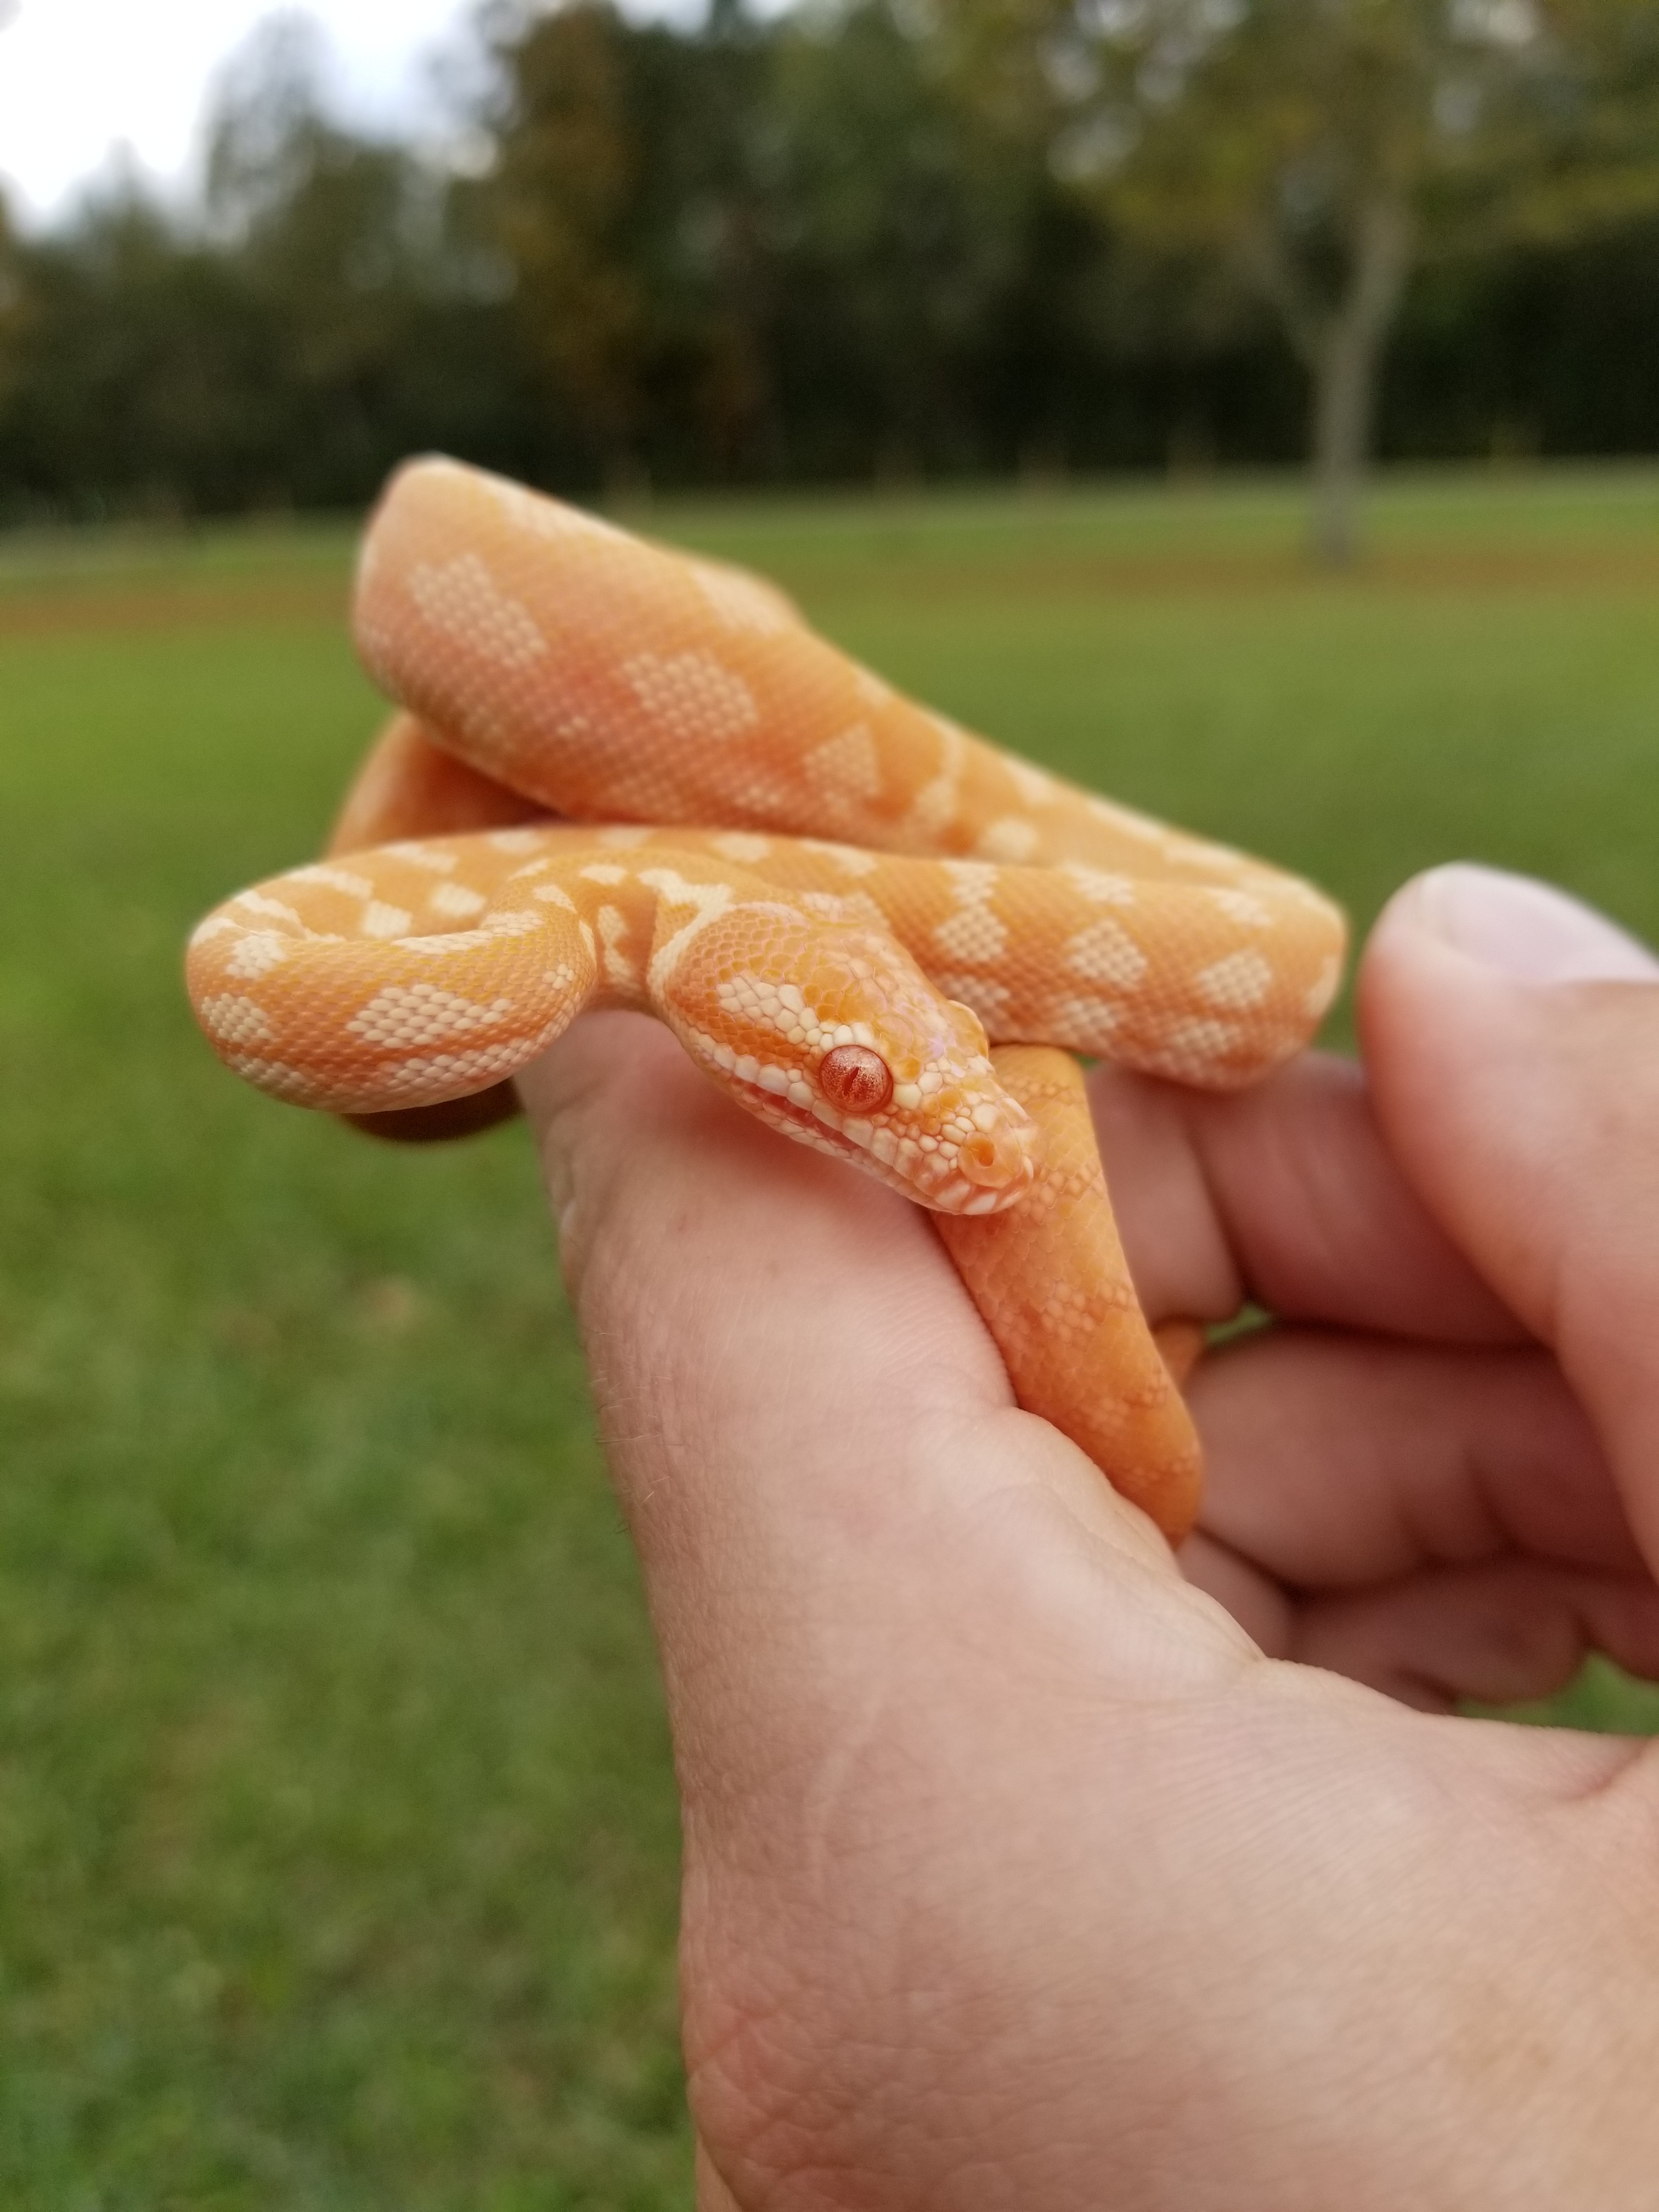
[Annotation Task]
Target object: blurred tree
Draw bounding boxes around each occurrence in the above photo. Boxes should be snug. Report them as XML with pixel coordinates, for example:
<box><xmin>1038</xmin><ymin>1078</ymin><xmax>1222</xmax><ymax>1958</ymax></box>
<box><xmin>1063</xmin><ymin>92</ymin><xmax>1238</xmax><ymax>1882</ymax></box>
<box><xmin>956</xmin><ymin>0</ymin><xmax>1659</xmax><ymax>559</ymax></box>
<box><xmin>478</xmin><ymin>0</ymin><xmax>1114</xmax><ymax>483</ymax></box>
<box><xmin>480</xmin><ymin>0</ymin><xmax>780</xmax><ymax>489</ymax></box>
<box><xmin>205</xmin><ymin>10</ymin><xmax>340</xmax><ymax>237</ymax></box>
<box><xmin>0</xmin><ymin>12</ymin><xmax>557</xmax><ymax>518</ymax></box>
<box><xmin>202</xmin><ymin>12</ymin><xmax>524</xmax><ymax>505</ymax></box>
<box><xmin>763</xmin><ymin>0</ymin><xmax>1057</xmax><ymax>477</ymax></box>
<box><xmin>6</xmin><ymin>0</ymin><xmax>1659</xmax><ymax>517</ymax></box>
<box><xmin>0</xmin><ymin>180</ymin><xmax>276</xmax><ymax>517</ymax></box>
<box><xmin>0</xmin><ymin>190</ymin><xmax>25</xmax><ymax>417</ymax></box>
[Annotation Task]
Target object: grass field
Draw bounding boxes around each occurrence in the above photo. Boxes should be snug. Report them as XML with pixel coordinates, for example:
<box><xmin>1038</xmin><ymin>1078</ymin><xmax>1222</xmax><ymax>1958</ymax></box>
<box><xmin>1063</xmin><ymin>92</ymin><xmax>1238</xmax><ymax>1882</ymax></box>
<box><xmin>6</xmin><ymin>463</ymin><xmax>1659</xmax><ymax>2204</ymax></box>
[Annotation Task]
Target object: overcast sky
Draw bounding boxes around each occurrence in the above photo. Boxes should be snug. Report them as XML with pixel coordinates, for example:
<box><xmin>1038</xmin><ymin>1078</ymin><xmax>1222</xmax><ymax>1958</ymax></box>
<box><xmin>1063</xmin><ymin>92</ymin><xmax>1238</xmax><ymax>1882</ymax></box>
<box><xmin>0</xmin><ymin>0</ymin><xmax>706</xmax><ymax>228</ymax></box>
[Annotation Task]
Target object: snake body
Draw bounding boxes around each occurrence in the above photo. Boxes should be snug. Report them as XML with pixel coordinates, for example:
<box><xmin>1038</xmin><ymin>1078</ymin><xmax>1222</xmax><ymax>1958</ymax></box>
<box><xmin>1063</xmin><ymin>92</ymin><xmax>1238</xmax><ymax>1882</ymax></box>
<box><xmin>187</xmin><ymin>459</ymin><xmax>1346</xmax><ymax>1538</ymax></box>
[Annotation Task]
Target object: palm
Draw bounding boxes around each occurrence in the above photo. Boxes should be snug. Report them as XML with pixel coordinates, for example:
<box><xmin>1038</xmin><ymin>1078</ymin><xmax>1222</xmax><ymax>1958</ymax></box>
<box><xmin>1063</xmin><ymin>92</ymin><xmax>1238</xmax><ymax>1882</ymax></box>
<box><xmin>523</xmin><ymin>868</ymin><xmax>1659</xmax><ymax>2205</ymax></box>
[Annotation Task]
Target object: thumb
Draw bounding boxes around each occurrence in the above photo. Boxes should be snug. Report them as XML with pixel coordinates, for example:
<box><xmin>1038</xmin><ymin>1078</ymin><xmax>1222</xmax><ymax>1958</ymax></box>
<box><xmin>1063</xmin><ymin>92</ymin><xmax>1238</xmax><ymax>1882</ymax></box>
<box><xmin>1361</xmin><ymin>864</ymin><xmax>1659</xmax><ymax>1555</ymax></box>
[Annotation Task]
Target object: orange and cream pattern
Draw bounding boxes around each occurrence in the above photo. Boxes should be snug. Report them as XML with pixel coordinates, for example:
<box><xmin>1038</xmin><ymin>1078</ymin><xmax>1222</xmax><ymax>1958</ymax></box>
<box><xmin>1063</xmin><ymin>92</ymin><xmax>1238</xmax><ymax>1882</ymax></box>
<box><xmin>187</xmin><ymin>458</ymin><xmax>1347</xmax><ymax>1539</ymax></box>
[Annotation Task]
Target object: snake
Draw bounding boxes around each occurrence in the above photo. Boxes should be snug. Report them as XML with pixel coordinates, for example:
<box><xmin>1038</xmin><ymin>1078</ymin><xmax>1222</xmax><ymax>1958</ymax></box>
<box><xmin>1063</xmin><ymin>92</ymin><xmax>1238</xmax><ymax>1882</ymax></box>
<box><xmin>185</xmin><ymin>458</ymin><xmax>1346</xmax><ymax>1540</ymax></box>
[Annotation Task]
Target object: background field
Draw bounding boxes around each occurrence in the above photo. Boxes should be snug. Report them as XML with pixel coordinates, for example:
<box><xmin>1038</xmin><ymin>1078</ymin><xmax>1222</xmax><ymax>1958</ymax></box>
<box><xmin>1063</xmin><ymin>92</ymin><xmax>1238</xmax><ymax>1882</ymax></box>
<box><xmin>5</xmin><ymin>465</ymin><xmax>1659</xmax><ymax>2205</ymax></box>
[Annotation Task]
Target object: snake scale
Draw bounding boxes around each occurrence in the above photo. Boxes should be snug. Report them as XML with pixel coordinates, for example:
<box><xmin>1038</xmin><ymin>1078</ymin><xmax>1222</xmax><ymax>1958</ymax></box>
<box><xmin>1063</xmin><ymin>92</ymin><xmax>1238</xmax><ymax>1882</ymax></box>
<box><xmin>187</xmin><ymin>458</ymin><xmax>1346</xmax><ymax>1538</ymax></box>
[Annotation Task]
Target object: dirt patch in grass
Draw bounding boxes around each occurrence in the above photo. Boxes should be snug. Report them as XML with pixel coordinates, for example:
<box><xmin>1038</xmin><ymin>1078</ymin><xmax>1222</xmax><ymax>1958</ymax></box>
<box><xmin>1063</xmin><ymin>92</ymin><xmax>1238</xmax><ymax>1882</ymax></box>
<box><xmin>0</xmin><ymin>578</ymin><xmax>348</xmax><ymax>637</ymax></box>
<box><xmin>3</xmin><ymin>541</ymin><xmax>1657</xmax><ymax>641</ymax></box>
<box><xmin>808</xmin><ymin>544</ymin><xmax>1659</xmax><ymax>606</ymax></box>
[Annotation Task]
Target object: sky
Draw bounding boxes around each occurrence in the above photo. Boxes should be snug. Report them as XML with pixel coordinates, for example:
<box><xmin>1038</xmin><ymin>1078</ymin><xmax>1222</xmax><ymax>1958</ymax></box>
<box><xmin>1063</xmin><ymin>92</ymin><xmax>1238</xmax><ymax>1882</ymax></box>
<box><xmin>0</xmin><ymin>0</ymin><xmax>704</xmax><ymax>229</ymax></box>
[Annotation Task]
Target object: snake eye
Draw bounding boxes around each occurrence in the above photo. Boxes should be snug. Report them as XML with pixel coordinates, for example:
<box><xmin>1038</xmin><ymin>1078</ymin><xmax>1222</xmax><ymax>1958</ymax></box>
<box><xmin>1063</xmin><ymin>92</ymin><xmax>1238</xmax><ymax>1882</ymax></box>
<box><xmin>818</xmin><ymin>1043</ymin><xmax>893</xmax><ymax>1115</ymax></box>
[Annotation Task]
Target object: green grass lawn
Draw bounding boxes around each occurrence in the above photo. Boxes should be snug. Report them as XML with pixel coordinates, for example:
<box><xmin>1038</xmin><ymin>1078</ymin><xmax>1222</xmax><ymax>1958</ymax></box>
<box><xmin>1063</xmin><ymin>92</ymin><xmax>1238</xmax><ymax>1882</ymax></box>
<box><xmin>5</xmin><ymin>463</ymin><xmax>1659</xmax><ymax>2204</ymax></box>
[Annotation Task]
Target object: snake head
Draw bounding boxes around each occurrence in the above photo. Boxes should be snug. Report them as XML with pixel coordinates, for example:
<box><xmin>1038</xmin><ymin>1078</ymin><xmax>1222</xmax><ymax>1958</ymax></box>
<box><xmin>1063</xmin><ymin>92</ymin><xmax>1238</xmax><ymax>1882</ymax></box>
<box><xmin>662</xmin><ymin>905</ymin><xmax>1042</xmax><ymax>1214</ymax></box>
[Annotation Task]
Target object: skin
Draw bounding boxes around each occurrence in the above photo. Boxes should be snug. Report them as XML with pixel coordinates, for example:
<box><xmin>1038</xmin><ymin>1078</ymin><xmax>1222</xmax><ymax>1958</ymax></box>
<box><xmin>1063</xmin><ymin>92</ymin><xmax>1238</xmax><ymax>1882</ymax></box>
<box><xmin>517</xmin><ymin>862</ymin><xmax>1659</xmax><ymax>2211</ymax></box>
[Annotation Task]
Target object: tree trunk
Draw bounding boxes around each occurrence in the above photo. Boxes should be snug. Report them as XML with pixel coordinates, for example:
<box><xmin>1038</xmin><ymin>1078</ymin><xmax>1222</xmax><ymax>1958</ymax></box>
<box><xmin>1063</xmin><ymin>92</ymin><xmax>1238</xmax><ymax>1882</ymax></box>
<box><xmin>1309</xmin><ymin>320</ymin><xmax>1374</xmax><ymax>567</ymax></box>
<box><xmin>1306</xmin><ymin>197</ymin><xmax>1414</xmax><ymax>568</ymax></box>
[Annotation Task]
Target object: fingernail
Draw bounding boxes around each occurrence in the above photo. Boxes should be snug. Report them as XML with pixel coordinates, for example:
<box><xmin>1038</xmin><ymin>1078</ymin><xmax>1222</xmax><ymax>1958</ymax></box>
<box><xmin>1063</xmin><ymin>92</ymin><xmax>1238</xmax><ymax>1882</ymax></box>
<box><xmin>1407</xmin><ymin>864</ymin><xmax>1659</xmax><ymax>984</ymax></box>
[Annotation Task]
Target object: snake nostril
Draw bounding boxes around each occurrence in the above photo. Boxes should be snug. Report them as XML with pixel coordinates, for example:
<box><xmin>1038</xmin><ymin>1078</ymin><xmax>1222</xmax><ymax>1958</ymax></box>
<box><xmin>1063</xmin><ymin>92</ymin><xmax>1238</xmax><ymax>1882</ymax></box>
<box><xmin>819</xmin><ymin>1043</ymin><xmax>893</xmax><ymax>1114</ymax></box>
<box><xmin>959</xmin><ymin>1120</ymin><xmax>1035</xmax><ymax>1189</ymax></box>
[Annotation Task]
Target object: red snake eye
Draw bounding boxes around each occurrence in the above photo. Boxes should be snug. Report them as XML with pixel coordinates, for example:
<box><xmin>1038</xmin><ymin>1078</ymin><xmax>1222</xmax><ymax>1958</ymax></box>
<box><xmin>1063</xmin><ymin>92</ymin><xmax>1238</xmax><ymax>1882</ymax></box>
<box><xmin>817</xmin><ymin>1043</ymin><xmax>893</xmax><ymax>1115</ymax></box>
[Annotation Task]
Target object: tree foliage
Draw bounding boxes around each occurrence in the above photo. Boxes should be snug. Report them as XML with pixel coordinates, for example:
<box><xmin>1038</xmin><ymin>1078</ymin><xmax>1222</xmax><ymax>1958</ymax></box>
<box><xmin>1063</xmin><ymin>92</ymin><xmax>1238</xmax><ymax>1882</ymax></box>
<box><xmin>952</xmin><ymin>0</ymin><xmax>1659</xmax><ymax>555</ymax></box>
<box><xmin>2</xmin><ymin>0</ymin><xmax>1659</xmax><ymax>524</ymax></box>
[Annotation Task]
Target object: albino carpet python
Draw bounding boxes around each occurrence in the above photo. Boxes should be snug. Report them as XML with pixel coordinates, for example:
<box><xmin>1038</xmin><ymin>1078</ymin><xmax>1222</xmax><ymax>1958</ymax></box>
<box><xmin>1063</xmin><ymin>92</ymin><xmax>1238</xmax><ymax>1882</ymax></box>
<box><xmin>187</xmin><ymin>458</ymin><xmax>1346</xmax><ymax>1538</ymax></box>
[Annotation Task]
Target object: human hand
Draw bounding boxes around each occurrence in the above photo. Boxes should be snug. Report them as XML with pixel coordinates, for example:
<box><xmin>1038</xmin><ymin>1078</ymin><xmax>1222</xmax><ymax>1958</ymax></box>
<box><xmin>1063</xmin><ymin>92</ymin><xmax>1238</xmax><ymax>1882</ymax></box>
<box><xmin>518</xmin><ymin>864</ymin><xmax>1659</xmax><ymax>2211</ymax></box>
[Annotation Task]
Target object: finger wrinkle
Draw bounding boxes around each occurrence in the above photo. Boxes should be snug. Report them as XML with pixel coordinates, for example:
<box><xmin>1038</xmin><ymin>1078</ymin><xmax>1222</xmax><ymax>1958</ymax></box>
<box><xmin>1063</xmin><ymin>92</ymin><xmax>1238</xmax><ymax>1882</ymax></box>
<box><xmin>1190</xmin><ymin>1330</ymin><xmax>1641</xmax><ymax>1602</ymax></box>
<box><xmin>1292</xmin><ymin>1560</ymin><xmax>1659</xmax><ymax>1716</ymax></box>
<box><xmin>1085</xmin><ymin>1064</ymin><xmax>1242</xmax><ymax>1322</ymax></box>
<box><xmin>1179</xmin><ymin>1527</ymin><xmax>1296</xmax><ymax>1658</ymax></box>
<box><xmin>1188</xmin><ymin>1056</ymin><xmax>1520</xmax><ymax>1343</ymax></box>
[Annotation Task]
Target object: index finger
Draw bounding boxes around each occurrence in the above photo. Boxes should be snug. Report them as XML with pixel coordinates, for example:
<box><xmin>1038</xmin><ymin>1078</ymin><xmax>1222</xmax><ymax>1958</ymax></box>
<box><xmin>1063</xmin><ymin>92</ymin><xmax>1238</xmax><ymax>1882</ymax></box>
<box><xmin>1089</xmin><ymin>1049</ymin><xmax>1525</xmax><ymax>1345</ymax></box>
